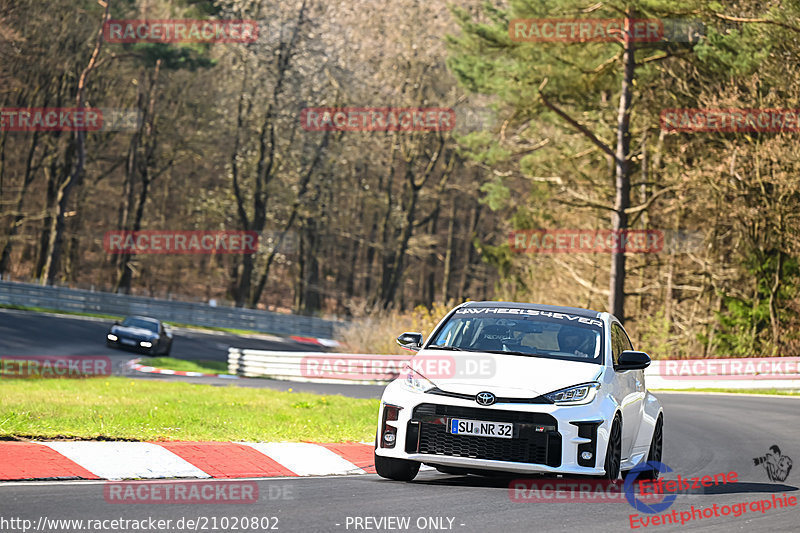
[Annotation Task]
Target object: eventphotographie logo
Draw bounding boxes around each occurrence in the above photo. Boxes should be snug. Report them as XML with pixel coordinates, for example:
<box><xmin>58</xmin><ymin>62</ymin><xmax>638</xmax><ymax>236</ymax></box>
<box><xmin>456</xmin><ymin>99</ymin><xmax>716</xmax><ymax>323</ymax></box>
<box><xmin>753</xmin><ymin>445</ymin><xmax>793</xmax><ymax>483</ymax></box>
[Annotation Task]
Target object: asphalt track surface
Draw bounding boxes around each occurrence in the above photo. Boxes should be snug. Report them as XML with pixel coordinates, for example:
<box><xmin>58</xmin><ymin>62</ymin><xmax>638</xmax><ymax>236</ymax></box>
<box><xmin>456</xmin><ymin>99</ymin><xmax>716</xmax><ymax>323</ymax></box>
<box><xmin>2</xmin><ymin>310</ymin><xmax>799</xmax><ymax>532</ymax></box>
<box><xmin>1</xmin><ymin>394</ymin><xmax>798</xmax><ymax>532</ymax></box>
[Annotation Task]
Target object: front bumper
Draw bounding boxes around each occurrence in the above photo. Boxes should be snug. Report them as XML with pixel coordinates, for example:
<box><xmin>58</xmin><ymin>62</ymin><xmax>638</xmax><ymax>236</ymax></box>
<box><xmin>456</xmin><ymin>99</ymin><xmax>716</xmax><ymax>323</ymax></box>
<box><xmin>375</xmin><ymin>382</ymin><xmax>614</xmax><ymax>476</ymax></box>
<box><xmin>106</xmin><ymin>335</ymin><xmax>155</xmax><ymax>352</ymax></box>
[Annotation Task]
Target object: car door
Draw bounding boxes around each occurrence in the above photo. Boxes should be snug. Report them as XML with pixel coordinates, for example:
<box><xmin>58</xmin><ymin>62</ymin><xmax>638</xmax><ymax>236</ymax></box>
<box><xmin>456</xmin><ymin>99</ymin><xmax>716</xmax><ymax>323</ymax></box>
<box><xmin>611</xmin><ymin>322</ymin><xmax>642</xmax><ymax>460</ymax></box>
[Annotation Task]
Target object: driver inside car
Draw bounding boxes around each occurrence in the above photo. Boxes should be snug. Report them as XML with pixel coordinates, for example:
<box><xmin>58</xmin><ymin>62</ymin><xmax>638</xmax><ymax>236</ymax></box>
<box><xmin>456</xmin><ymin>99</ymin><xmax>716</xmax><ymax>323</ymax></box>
<box><xmin>557</xmin><ymin>325</ymin><xmax>596</xmax><ymax>358</ymax></box>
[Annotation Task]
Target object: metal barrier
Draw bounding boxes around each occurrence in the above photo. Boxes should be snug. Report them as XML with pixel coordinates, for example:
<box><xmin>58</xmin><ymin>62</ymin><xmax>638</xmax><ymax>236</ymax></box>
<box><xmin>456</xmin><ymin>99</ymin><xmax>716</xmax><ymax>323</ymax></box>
<box><xmin>645</xmin><ymin>357</ymin><xmax>800</xmax><ymax>390</ymax></box>
<box><xmin>0</xmin><ymin>280</ymin><xmax>343</xmax><ymax>339</ymax></box>
<box><xmin>228</xmin><ymin>348</ymin><xmax>411</xmax><ymax>384</ymax></box>
<box><xmin>227</xmin><ymin>348</ymin><xmax>800</xmax><ymax>390</ymax></box>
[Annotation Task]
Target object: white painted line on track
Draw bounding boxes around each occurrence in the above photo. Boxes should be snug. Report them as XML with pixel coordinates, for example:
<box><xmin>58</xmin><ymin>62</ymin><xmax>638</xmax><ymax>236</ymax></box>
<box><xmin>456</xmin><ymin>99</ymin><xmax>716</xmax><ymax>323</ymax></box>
<box><xmin>244</xmin><ymin>442</ymin><xmax>365</xmax><ymax>476</ymax></box>
<box><xmin>42</xmin><ymin>442</ymin><xmax>211</xmax><ymax>480</ymax></box>
<box><xmin>0</xmin><ymin>474</ymin><xmax>374</xmax><ymax>487</ymax></box>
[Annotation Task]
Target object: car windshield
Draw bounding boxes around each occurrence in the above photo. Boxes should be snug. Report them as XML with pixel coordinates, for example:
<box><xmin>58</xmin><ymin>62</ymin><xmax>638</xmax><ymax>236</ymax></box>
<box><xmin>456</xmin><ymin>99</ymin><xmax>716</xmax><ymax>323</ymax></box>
<box><xmin>121</xmin><ymin>317</ymin><xmax>159</xmax><ymax>333</ymax></box>
<box><xmin>428</xmin><ymin>307</ymin><xmax>603</xmax><ymax>364</ymax></box>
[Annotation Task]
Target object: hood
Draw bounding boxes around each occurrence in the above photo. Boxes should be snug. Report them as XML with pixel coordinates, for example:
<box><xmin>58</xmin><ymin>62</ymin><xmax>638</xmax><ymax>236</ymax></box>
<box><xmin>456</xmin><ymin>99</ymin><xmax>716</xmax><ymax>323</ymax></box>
<box><xmin>414</xmin><ymin>348</ymin><xmax>604</xmax><ymax>398</ymax></box>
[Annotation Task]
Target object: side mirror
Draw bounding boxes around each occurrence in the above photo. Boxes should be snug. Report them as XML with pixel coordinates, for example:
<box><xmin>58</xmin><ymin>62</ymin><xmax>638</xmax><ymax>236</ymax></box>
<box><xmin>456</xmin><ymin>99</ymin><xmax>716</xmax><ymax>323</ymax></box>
<box><xmin>616</xmin><ymin>350</ymin><xmax>651</xmax><ymax>371</ymax></box>
<box><xmin>397</xmin><ymin>332</ymin><xmax>423</xmax><ymax>352</ymax></box>
<box><xmin>113</xmin><ymin>321</ymin><xmax>120</xmax><ymax>326</ymax></box>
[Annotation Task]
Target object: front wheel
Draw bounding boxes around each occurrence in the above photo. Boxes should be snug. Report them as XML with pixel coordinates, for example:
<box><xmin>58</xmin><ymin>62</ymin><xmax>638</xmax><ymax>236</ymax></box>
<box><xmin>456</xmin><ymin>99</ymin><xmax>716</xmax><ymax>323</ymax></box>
<box><xmin>375</xmin><ymin>453</ymin><xmax>420</xmax><ymax>481</ymax></box>
<box><xmin>636</xmin><ymin>415</ymin><xmax>663</xmax><ymax>480</ymax></box>
<box><xmin>603</xmin><ymin>416</ymin><xmax>622</xmax><ymax>480</ymax></box>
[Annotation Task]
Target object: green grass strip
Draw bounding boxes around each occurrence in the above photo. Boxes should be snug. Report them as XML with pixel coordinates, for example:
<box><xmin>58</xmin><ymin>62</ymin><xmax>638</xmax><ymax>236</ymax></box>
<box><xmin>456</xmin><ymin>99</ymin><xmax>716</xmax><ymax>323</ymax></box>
<box><xmin>0</xmin><ymin>377</ymin><xmax>379</xmax><ymax>442</ymax></box>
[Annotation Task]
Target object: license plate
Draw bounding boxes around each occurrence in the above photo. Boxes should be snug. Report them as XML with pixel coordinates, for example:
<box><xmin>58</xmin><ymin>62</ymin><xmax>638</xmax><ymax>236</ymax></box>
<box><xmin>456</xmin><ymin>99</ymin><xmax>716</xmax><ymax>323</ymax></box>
<box><xmin>449</xmin><ymin>418</ymin><xmax>513</xmax><ymax>439</ymax></box>
<box><xmin>120</xmin><ymin>338</ymin><xmax>137</xmax><ymax>346</ymax></box>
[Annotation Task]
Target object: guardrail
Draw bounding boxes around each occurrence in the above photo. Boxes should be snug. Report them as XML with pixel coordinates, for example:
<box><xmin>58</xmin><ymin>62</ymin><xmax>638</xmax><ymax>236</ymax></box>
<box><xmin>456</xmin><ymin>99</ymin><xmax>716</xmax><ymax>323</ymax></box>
<box><xmin>0</xmin><ymin>280</ymin><xmax>343</xmax><ymax>339</ymax></box>
<box><xmin>228</xmin><ymin>348</ymin><xmax>411</xmax><ymax>384</ymax></box>
<box><xmin>228</xmin><ymin>349</ymin><xmax>800</xmax><ymax>390</ymax></box>
<box><xmin>645</xmin><ymin>357</ymin><xmax>800</xmax><ymax>390</ymax></box>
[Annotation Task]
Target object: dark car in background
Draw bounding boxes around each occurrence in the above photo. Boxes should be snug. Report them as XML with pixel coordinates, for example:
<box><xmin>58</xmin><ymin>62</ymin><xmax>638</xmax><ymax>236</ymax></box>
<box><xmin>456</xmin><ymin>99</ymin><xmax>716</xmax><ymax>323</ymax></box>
<box><xmin>106</xmin><ymin>316</ymin><xmax>172</xmax><ymax>356</ymax></box>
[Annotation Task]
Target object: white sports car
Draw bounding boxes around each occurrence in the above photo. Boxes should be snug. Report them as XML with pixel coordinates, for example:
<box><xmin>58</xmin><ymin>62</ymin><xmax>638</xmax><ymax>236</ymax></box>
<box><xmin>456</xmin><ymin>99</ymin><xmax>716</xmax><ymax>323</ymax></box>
<box><xmin>374</xmin><ymin>301</ymin><xmax>664</xmax><ymax>482</ymax></box>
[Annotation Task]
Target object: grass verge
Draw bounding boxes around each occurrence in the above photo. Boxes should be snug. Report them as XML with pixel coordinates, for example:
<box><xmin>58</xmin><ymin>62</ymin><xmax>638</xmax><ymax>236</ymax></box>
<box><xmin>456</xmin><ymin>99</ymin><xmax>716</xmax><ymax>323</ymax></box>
<box><xmin>0</xmin><ymin>377</ymin><xmax>379</xmax><ymax>442</ymax></box>
<box><xmin>142</xmin><ymin>357</ymin><xmax>230</xmax><ymax>375</ymax></box>
<box><xmin>654</xmin><ymin>388</ymin><xmax>800</xmax><ymax>396</ymax></box>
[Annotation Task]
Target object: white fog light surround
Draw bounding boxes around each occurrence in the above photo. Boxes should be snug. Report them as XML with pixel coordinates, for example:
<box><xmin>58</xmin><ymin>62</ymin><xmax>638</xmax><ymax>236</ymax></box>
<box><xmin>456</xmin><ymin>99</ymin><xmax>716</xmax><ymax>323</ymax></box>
<box><xmin>107</xmin><ymin>334</ymin><xmax>118</xmax><ymax>341</ymax></box>
<box><xmin>139</xmin><ymin>341</ymin><xmax>153</xmax><ymax>348</ymax></box>
<box><xmin>544</xmin><ymin>382</ymin><xmax>600</xmax><ymax>405</ymax></box>
<box><xmin>581</xmin><ymin>451</ymin><xmax>593</xmax><ymax>460</ymax></box>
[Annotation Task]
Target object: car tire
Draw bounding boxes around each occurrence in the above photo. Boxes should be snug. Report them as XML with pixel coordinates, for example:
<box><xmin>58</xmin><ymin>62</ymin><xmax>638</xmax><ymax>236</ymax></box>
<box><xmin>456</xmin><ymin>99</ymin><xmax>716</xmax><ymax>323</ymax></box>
<box><xmin>603</xmin><ymin>416</ymin><xmax>622</xmax><ymax>480</ymax></box>
<box><xmin>635</xmin><ymin>415</ymin><xmax>663</xmax><ymax>480</ymax></box>
<box><xmin>162</xmin><ymin>342</ymin><xmax>171</xmax><ymax>357</ymax></box>
<box><xmin>374</xmin><ymin>453</ymin><xmax>420</xmax><ymax>481</ymax></box>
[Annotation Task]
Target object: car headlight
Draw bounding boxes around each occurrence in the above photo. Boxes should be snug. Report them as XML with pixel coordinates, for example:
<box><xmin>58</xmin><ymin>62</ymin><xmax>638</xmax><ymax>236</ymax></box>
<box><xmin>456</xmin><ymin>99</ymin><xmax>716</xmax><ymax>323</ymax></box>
<box><xmin>400</xmin><ymin>366</ymin><xmax>435</xmax><ymax>393</ymax></box>
<box><xmin>140</xmin><ymin>341</ymin><xmax>153</xmax><ymax>348</ymax></box>
<box><xmin>544</xmin><ymin>382</ymin><xmax>600</xmax><ymax>405</ymax></box>
<box><xmin>107</xmin><ymin>334</ymin><xmax>118</xmax><ymax>341</ymax></box>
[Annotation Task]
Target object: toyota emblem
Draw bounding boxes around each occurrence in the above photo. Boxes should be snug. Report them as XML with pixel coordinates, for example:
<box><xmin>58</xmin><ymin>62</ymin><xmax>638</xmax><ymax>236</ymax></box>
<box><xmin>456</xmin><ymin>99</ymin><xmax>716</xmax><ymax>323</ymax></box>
<box><xmin>476</xmin><ymin>391</ymin><xmax>496</xmax><ymax>406</ymax></box>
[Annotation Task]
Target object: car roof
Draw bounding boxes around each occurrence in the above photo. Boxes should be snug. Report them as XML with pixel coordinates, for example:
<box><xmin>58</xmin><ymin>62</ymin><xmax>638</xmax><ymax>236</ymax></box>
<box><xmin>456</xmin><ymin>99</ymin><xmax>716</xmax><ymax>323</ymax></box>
<box><xmin>460</xmin><ymin>301</ymin><xmax>605</xmax><ymax>319</ymax></box>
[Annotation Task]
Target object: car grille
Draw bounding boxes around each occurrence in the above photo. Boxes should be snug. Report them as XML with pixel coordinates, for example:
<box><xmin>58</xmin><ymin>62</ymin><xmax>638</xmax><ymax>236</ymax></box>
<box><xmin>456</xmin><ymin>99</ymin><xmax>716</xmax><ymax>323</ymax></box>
<box><xmin>407</xmin><ymin>403</ymin><xmax>561</xmax><ymax>467</ymax></box>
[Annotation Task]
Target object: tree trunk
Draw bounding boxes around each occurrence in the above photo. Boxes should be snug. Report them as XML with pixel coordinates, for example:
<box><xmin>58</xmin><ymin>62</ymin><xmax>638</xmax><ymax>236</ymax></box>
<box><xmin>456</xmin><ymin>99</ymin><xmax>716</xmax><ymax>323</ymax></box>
<box><xmin>608</xmin><ymin>14</ymin><xmax>635</xmax><ymax>322</ymax></box>
<box><xmin>0</xmin><ymin>132</ymin><xmax>41</xmax><ymax>275</ymax></box>
<box><xmin>441</xmin><ymin>200</ymin><xmax>456</xmax><ymax>303</ymax></box>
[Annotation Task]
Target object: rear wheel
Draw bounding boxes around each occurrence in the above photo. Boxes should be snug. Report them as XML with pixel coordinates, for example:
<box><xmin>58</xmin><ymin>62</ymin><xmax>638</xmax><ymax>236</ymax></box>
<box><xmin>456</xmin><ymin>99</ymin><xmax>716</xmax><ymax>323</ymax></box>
<box><xmin>636</xmin><ymin>415</ymin><xmax>663</xmax><ymax>480</ymax></box>
<box><xmin>603</xmin><ymin>416</ymin><xmax>622</xmax><ymax>480</ymax></box>
<box><xmin>375</xmin><ymin>453</ymin><xmax>420</xmax><ymax>481</ymax></box>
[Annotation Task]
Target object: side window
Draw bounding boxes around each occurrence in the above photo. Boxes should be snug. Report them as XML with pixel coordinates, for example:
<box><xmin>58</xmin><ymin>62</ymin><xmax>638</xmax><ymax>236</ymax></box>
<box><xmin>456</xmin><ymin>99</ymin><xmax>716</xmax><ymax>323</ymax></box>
<box><xmin>620</xmin><ymin>326</ymin><xmax>634</xmax><ymax>352</ymax></box>
<box><xmin>610</xmin><ymin>324</ymin><xmax>622</xmax><ymax>366</ymax></box>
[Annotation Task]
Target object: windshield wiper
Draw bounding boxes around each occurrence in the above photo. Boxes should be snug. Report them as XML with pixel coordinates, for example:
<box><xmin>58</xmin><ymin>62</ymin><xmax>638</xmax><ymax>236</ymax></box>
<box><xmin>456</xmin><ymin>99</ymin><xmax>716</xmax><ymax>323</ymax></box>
<box><xmin>426</xmin><ymin>345</ymin><xmax>465</xmax><ymax>351</ymax></box>
<box><xmin>480</xmin><ymin>349</ymin><xmax>547</xmax><ymax>357</ymax></box>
